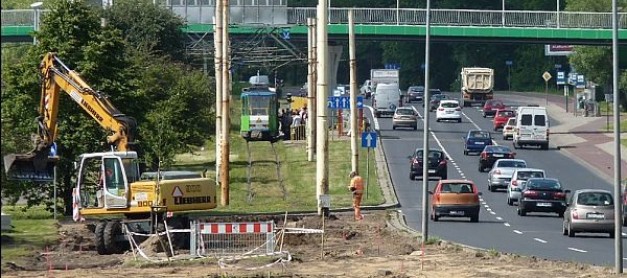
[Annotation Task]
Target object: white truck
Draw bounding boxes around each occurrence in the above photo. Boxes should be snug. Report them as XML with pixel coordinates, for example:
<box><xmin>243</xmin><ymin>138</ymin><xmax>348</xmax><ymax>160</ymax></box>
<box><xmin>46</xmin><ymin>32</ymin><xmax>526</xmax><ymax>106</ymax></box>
<box><xmin>460</xmin><ymin>67</ymin><xmax>494</xmax><ymax>107</ymax></box>
<box><xmin>373</xmin><ymin>83</ymin><xmax>401</xmax><ymax>118</ymax></box>
<box><xmin>370</xmin><ymin>69</ymin><xmax>399</xmax><ymax>90</ymax></box>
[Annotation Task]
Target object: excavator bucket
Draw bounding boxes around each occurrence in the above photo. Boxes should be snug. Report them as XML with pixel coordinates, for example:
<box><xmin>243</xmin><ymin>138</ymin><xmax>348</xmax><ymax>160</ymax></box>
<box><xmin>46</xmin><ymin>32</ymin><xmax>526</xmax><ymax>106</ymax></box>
<box><xmin>3</xmin><ymin>153</ymin><xmax>58</xmax><ymax>183</ymax></box>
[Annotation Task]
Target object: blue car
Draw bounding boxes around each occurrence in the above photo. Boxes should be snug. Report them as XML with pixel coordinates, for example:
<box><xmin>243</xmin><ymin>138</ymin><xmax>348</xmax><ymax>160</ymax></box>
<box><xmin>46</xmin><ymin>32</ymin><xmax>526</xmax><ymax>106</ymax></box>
<box><xmin>463</xmin><ymin>130</ymin><xmax>493</xmax><ymax>155</ymax></box>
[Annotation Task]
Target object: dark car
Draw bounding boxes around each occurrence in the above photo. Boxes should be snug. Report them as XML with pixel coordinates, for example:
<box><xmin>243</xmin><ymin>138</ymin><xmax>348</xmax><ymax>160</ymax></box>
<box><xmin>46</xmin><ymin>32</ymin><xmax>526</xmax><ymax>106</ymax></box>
<box><xmin>482</xmin><ymin>99</ymin><xmax>506</xmax><ymax>118</ymax></box>
<box><xmin>429</xmin><ymin>89</ymin><xmax>442</xmax><ymax>96</ymax></box>
<box><xmin>518</xmin><ymin>178</ymin><xmax>570</xmax><ymax>217</ymax></box>
<box><xmin>463</xmin><ymin>130</ymin><xmax>493</xmax><ymax>155</ymax></box>
<box><xmin>406</xmin><ymin>86</ymin><xmax>424</xmax><ymax>102</ymax></box>
<box><xmin>427</xmin><ymin>94</ymin><xmax>449</xmax><ymax>112</ymax></box>
<box><xmin>478</xmin><ymin>145</ymin><xmax>516</xmax><ymax>172</ymax></box>
<box><xmin>408</xmin><ymin>148</ymin><xmax>448</xmax><ymax>180</ymax></box>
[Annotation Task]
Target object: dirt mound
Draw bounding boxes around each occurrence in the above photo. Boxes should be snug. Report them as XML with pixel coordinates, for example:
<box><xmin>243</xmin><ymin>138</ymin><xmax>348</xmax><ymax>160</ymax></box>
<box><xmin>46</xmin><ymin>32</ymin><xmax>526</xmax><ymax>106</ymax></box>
<box><xmin>55</xmin><ymin>222</ymin><xmax>96</xmax><ymax>252</ymax></box>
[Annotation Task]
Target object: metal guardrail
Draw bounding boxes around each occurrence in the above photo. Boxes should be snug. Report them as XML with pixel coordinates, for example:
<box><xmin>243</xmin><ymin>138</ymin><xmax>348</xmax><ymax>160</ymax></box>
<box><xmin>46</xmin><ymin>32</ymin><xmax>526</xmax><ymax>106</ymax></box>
<box><xmin>3</xmin><ymin>7</ymin><xmax>626</xmax><ymax>29</ymax></box>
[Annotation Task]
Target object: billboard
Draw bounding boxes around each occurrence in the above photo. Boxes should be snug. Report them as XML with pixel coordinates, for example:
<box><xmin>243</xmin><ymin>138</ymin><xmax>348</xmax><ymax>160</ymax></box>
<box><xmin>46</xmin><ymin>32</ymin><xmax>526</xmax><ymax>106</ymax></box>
<box><xmin>545</xmin><ymin>45</ymin><xmax>574</xmax><ymax>56</ymax></box>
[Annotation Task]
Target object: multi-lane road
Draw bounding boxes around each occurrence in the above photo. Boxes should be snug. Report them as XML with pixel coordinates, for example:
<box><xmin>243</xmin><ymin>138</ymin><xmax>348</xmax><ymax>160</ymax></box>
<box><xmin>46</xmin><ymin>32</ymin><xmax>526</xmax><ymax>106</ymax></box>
<box><xmin>368</xmin><ymin>92</ymin><xmax>625</xmax><ymax>266</ymax></box>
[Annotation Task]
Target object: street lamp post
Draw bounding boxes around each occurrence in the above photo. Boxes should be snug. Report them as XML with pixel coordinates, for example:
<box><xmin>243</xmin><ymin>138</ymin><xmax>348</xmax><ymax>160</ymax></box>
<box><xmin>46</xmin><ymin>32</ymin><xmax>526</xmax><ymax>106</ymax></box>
<box><xmin>556</xmin><ymin>0</ymin><xmax>560</xmax><ymax>28</ymax></box>
<box><xmin>611</xmin><ymin>0</ymin><xmax>623</xmax><ymax>274</ymax></box>
<box><xmin>501</xmin><ymin>0</ymin><xmax>505</xmax><ymax>26</ymax></box>
<box><xmin>421</xmin><ymin>0</ymin><xmax>432</xmax><ymax>244</ymax></box>
<box><xmin>30</xmin><ymin>1</ymin><xmax>43</xmax><ymax>45</ymax></box>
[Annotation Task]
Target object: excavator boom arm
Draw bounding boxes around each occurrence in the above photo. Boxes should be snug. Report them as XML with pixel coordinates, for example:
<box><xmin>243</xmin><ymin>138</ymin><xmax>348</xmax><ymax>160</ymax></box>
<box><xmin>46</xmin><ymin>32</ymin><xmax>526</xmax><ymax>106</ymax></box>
<box><xmin>4</xmin><ymin>52</ymin><xmax>137</xmax><ymax>182</ymax></box>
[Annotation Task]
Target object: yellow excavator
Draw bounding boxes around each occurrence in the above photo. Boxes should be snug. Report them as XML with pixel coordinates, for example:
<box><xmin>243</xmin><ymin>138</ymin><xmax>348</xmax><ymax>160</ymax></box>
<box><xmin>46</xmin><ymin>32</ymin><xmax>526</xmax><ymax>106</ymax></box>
<box><xmin>3</xmin><ymin>52</ymin><xmax>217</xmax><ymax>254</ymax></box>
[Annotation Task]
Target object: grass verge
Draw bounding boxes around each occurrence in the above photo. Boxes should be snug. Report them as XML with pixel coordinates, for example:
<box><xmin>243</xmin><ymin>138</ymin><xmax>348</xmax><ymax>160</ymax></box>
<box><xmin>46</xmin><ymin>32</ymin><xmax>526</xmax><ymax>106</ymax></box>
<box><xmin>175</xmin><ymin>98</ymin><xmax>384</xmax><ymax>213</ymax></box>
<box><xmin>1</xmin><ymin>206</ymin><xmax>59</xmax><ymax>262</ymax></box>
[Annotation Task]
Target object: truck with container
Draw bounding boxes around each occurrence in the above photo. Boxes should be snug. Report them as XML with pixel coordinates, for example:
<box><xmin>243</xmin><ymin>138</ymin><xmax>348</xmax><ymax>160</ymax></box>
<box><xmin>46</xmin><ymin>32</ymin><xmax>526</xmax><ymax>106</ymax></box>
<box><xmin>370</xmin><ymin>69</ymin><xmax>399</xmax><ymax>90</ymax></box>
<box><xmin>460</xmin><ymin>67</ymin><xmax>494</xmax><ymax>107</ymax></box>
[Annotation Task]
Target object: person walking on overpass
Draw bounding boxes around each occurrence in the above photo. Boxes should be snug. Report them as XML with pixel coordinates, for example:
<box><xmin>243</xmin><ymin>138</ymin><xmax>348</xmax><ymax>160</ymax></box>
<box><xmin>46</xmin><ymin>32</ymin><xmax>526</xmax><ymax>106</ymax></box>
<box><xmin>348</xmin><ymin>171</ymin><xmax>364</xmax><ymax>221</ymax></box>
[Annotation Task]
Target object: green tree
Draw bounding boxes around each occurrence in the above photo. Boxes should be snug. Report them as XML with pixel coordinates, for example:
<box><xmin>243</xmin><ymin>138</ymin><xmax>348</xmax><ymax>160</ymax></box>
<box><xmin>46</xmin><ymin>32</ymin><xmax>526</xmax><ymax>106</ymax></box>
<box><xmin>104</xmin><ymin>0</ymin><xmax>186</xmax><ymax>61</ymax></box>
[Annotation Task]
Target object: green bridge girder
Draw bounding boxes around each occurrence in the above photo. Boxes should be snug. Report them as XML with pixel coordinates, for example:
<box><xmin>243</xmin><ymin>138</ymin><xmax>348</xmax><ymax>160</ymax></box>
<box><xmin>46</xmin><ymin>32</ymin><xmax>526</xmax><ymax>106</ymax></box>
<box><xmin>3</xmin><ymin>24</ymin><xmax>627</xmax><ymax>45</ymax></box>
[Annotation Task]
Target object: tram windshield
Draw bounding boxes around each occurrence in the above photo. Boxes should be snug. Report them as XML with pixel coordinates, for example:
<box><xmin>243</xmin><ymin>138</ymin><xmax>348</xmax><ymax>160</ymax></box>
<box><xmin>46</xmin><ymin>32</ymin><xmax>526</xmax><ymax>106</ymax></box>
<box><xmin>248</xmin><ymin>95</ymin><xmax>274</xmax><ymax>116</ymax></box>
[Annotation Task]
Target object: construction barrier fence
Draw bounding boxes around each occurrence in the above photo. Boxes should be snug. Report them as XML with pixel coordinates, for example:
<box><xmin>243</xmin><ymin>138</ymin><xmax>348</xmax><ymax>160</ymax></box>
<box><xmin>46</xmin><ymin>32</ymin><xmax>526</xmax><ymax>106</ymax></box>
<box><xmin>190</xmin><ymin>220</ymin><xmax>275</xmax><ymax>257</ymax></box>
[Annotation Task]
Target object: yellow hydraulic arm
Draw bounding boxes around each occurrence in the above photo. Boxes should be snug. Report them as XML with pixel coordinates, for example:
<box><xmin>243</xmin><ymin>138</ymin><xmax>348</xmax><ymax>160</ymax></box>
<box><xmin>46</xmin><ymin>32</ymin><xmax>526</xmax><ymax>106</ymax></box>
<box><xmin>3</xmin><ymin>52</ymin><xmax>137</xmax><ymax>182</ymax></box>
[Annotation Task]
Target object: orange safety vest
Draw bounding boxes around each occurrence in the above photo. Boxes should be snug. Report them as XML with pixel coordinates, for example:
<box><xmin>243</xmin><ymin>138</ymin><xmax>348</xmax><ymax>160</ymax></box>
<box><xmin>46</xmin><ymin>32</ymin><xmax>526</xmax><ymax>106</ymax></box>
<box><xmin>350</xmin><ymin>176</ymin><xmax>364</xmax><ymax>194</ymax></box>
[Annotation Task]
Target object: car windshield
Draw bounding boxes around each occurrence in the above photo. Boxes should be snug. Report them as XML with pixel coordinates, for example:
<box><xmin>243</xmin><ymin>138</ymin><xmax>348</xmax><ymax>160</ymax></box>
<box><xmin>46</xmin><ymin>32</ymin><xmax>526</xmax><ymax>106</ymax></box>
<box><xmin>497</xmin><ymin>111</ymin><xmax>515</xmax><ymax>117</ymax></box>
<box><xmin>415</xmin><ymin>150</ymin><xmax>442</xmax><ymax>160</ymax></box>
<box><xmin>577</xmin><ymin>192</ymin><xmax>613</xmax><ymax>206</ymax></box>
<box><xmin>441</xmin><ymin>102</ymin><xmax>458</xmax><ymax>108</ymax></box>
<box><xmin>517</xmin><ymin>171</ymin><xmax>544</xmax><ymax>180</ymax></box>
<box><xmin>431</xmin><ymin>95</ymin><xmax>446</xmax><ymax>101</ymax></box>
<box><xmin>506</xmin><ymin>118</ymin><xmax>516</xmax><ymax>125</ymax></box>
<box><xmin>527</xmin><ymin>179</ymin><xmax>561</xmax><ymax>190</ymax></box>
<box><xmin>440</xmin><ymin>183</ymin><xmax>474</xmax><ymax>193</ymax></box>
<box><xmin>497</xmin><ymin>160</ymin><xmax>526</xmax><ymax>168</ymax></box>
<box><xmin>486</xmin><ymin>146</ymin><xmax>511</xmax><ymax>153</ymax></box>
<box><xmin>469</xmin><ymin>131</ymin><xmax>490</xmax><ymax>139</ymax></box>
<box><xmin>396</xmin><ymin>109</ymin><xmax>414</xmax><ymax>115</ymax></box>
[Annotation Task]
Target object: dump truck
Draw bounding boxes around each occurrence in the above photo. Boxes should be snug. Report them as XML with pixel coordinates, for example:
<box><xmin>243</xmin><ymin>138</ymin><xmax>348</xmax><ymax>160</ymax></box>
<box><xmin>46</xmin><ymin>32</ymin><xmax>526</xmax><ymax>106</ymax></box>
<box><xmin>460</xmin><ymin>67</ymin><xmax>494</xmax><ymax>107</ymax></box>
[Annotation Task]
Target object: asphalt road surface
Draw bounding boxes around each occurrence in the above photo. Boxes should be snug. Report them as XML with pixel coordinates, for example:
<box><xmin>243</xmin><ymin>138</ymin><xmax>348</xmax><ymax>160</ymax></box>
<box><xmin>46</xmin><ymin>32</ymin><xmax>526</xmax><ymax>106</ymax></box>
<box><xmin>367</xmin><ymin>92</ymin><xmax>626</xmax><ymax>267</ymax></box>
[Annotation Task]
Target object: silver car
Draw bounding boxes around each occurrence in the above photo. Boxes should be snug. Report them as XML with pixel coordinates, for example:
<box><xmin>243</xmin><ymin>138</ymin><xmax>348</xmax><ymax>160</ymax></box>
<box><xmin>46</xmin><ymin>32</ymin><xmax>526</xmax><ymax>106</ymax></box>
<box><xmin>507</xmin><ymin>168</ymin><xmax>545</xmax><ymax>205</ymax></box>
<box><xmin>562</xmin><ymin>189</ymin><xmax>616</xmax><ymax>238</ymax></box>
<box><xmin>487</xmin><ymin>159</ymin><xmax>527</xmax><ymax>192</ymax></box>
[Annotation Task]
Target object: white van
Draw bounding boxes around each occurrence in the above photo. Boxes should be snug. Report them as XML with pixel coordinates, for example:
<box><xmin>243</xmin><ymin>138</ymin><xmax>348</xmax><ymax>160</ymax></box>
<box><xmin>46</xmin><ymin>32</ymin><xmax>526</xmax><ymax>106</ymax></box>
<box><xmin>513</xmin><ymin>106</ymin><xmax>549</xmax><ymax>150</ymax></box>
<box><xmin>373</xmin><ymin>83</ymin><xmax>401</xmax><ymax>118</ymax></box>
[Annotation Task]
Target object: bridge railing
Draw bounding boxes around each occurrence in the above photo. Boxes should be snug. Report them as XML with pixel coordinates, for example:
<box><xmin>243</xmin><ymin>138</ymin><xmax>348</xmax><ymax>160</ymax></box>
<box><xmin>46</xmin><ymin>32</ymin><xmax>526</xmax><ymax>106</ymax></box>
<box><xmin>3</xmin><ymin>7</ymin><xmax>626</xmax><ymax>29</ymax></box>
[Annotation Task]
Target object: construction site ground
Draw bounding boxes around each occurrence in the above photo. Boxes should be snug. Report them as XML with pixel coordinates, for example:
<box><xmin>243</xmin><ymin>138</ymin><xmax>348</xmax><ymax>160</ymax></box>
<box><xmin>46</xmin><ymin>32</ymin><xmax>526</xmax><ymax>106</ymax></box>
<box><xmin>1</xmin><ymin>211</ymin><xmax>624</xmax><ymax>278</ymax></box>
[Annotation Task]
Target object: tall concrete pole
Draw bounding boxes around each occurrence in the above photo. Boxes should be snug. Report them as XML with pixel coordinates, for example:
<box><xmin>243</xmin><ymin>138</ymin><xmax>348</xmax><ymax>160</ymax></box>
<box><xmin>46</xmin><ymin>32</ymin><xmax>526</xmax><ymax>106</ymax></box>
<box><xmin>421</xmin><ymin>0</ymin><xmax>432</xmax><ymax>243</ymax></box>
<box><xmin>349</xmin><ymin>9</ymin><xmax>359</xmax><ymax>174</ymax></box>
<box><xmin>611</xmin><ymin>0</ymin><xmax>622</xmax><ymax>273</ymax></box>
<box><xmin>220</xmin><ymin>0</ymin><xmax>230</xmax><ymax>206</ymax></box>
<box><xmin>316</xmin><ymin>0</ymin><xmax>329</xmax><ymax>215</ymax></box>
<box><xmin>214</xmin><ymin>2</ymin><xmax>223</xmax><ymax>187</ymax></box>
<box><xmin>307</xmin><ymin>18</ymin><xmax>317</xmax><ymax>162</ymax></box>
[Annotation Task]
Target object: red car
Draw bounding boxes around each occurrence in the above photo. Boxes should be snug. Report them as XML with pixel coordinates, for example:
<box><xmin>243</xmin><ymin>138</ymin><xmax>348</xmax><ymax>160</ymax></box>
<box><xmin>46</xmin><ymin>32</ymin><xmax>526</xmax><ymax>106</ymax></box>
<box><xmin>493</xmin><ymin>109</ymin><xmax>516</xmax><ymax>131</ymax></box>
<box><xmin>482</xmin><ymin>99</ymin><xmax>505</xmax><ymax>118</ymax></box>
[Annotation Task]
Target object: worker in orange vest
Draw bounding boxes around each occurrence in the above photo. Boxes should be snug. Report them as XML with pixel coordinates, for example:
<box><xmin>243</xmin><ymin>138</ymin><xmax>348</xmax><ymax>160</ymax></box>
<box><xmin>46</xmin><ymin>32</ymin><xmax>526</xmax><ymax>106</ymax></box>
<box><xmin>348</xmin><ymin>171</ymin><xmax>364</xmax><ymax>220</ymax></box>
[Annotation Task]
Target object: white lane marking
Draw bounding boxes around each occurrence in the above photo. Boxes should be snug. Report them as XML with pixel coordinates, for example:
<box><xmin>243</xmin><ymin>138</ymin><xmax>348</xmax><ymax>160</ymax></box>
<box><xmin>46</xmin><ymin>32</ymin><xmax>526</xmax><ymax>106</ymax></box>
<box><xmin>513</xmin><ymin>230</ymin><xmax>523</xmax><ymax>234</ymax></box>
<box><xmin>484</xmin><ymin>205</ymin><xmax>490</xmax><ymax>208</ymax></box>
<box><xmin>481</xmin><ymin>201</ymin><xmax>487</xmax><ymax>205</ymax></box>
<box><xmin>496</xmin><ymin>217</ymin><xmax>503</xmax><ymax>221</ymax></box>
<box><xmin>504</xmin><ymin>223</ymin><xmax>511</xmax><ymax>227</ymax></box>
<box><xmin>622</xmin><ymin>232</ymin><xmax>627</xmax><ymax>236</ymax></box>
<box><xmin>489</xmin><ymin>211</ymin><xmax>496</xmax><ymax>215</ymax></box>
<box><xmin>568</xmin><ymin>247</ymin><xmax>588</xmax><ymax>253</ymax></box>
<box><xmin>533</xmin><ymin>238</ymin><xmax>547</xmax><ymax>244</ymax></box>
<box><xmin>364</xmin><ymin>105</ymin><xmax>380</xmax><ymax>131</ymax></box>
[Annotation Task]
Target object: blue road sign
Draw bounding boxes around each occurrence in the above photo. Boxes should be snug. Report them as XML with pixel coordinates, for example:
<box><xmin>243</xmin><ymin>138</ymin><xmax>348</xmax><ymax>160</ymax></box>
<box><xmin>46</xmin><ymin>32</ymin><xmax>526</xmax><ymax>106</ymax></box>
<box><xmin>568</xmin><ymin>72</ymin><xmax>577</xmax><ymax>85</ymax></box>
<box><xmin>327</xmin><ymin>96</ymin><xmax>336</xmax><ymax>109</ymax></box>
<box><xmin>281</xmin><ymin>28</ymin><xmax>290</xmax><ymax>40</ymax></box>
<box><xmin>356</xmin><ymin>96</ymin><xmax>364</xmax><ymax>109</ymax></box>
<box><xmin>556</xmin><ymin>71</ymin><xmax>565</xmax><ymax>85</ymax></box>
<box><xmin>328</xmin><ymin>96</ymin><xmax>364</xmax><ymax>109</ymax></box>
<box><xmin>339</xmin><ymin>96</ymin><xmax>349</xmax><ymax>109</ymax></box>
<box><xmin>49</xmin><ymin>142</ymin><xmax>58</xmax><ymax>157</ymax></box>
<box><xmin>361</xmin><ymin>132</ymin><xmax>377</xmax><ymax>148</ymax></box>
<box><xmin>576</xmin><ymin>74</ymin><xmax>585</xmax><ymax>89</ymax></box>
<box><xmin>505</xmin><ymin>60</ymin><xmax>513</xmax><ymax>66</ymax></box>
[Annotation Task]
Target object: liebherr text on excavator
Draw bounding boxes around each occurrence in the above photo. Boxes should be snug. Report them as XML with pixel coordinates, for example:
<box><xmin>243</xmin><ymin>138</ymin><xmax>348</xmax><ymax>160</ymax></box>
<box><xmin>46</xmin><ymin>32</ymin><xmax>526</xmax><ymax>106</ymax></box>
<box><xmin>3</xmin><ymin>52</ymin><xmax>217</xmax><ymax>255</ymax></box>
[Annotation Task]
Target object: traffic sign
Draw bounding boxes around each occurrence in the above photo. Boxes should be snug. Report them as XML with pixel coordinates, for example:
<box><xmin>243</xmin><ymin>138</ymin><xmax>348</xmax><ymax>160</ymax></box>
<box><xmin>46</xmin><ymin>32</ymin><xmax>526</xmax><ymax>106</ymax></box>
<box><xmin>556</xmin><ymin>71</ymin><xmax>565</xmax><ymax>85</ymax></box>
<box><xmin>576</xmin><ymin>74</ymin><xmax>585</xmax><ymax>89</ymax></box>
<box><xmin>281</xmin><ymin>28</ymin><xmax>290</xmax><ymax>40</ymax></box>
<box><xmin>542</xmin><ymin>71</ymin><xmax>552</xmax><ymax>82</ymax></box>
<box><xmin>361</xmin><ymin>132</ymin><xmax>377</xmax><ymax>148</ymax></box>
<box><xmin>505</xmin><ymin>60</ymin><xmax>513</xmax><ymax>66</ymax></box>
<box><xmin>49</xmin><ymin>142</ymin><xmax>58</xmax><ymax>157</ymax></box>
<box><xmin>568</xmin><ymin>72</ymin><xmax>577</xmax><ymax>85</ymax></box>
<box><xmin>356</xmin><ymin>96</ymin><xmax>364</xmax><ymax>109</ymax></box>
<box><xmin>328</xmin><ymin>96</ymin><xmax>364</xmax><ymax>109</ymax></box>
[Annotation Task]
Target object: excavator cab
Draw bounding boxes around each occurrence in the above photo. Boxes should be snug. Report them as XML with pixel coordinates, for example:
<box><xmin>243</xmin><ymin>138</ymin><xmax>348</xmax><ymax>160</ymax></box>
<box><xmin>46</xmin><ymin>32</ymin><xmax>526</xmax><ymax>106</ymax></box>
<box><xmin>76</xmin><ymin>151</ymin><xmax>140</xmax><ymax>209</ymax></box>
